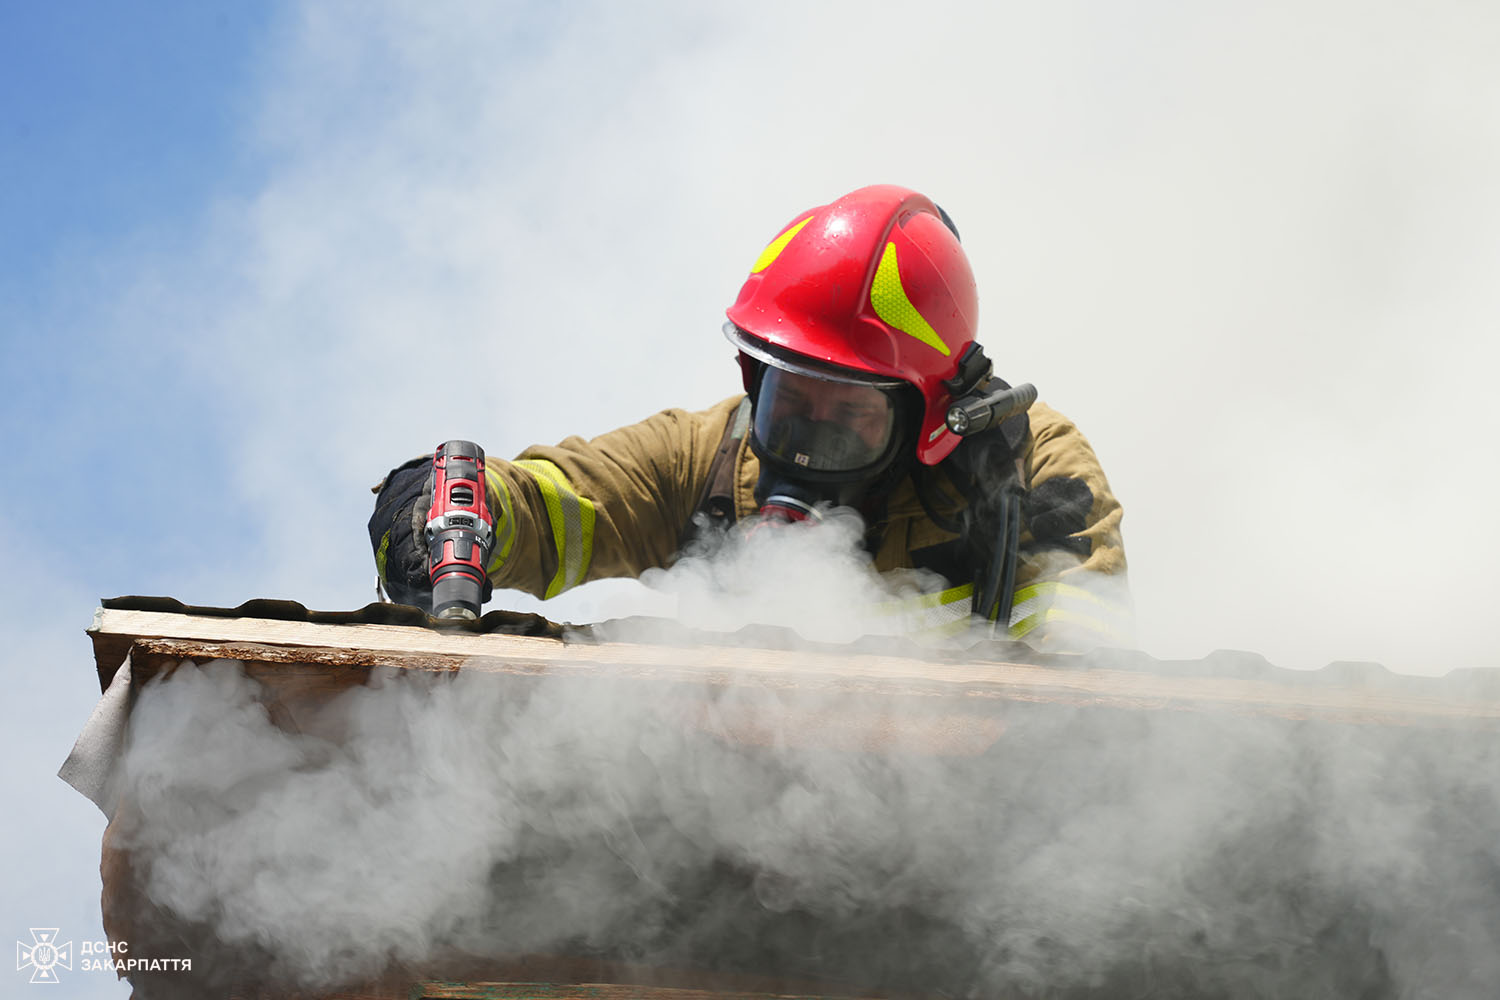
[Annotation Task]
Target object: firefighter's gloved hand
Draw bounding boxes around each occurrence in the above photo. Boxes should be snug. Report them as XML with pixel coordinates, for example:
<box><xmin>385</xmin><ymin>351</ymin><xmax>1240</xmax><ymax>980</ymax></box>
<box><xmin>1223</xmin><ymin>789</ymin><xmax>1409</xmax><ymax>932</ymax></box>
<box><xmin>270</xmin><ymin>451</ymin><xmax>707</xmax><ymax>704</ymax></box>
<box><xmin>1022</xmin><ymin>476</ymin><xmax>1094</xmax><ymax>557</ymax></box>
<box><xmin>368</xmin><ymin>455</ymin><xmax>436</xmax><ymax>611</ymax></box>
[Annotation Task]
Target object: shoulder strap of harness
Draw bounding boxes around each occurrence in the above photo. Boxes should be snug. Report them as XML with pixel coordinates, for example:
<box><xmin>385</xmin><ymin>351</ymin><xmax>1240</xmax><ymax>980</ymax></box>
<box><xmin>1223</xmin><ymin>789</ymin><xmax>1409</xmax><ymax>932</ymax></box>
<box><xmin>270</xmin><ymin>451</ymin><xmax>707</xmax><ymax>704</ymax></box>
<box><xmin>683</xmin><ymin>397</ymin><xmax>752</xmax><ymax>545</ymax></box>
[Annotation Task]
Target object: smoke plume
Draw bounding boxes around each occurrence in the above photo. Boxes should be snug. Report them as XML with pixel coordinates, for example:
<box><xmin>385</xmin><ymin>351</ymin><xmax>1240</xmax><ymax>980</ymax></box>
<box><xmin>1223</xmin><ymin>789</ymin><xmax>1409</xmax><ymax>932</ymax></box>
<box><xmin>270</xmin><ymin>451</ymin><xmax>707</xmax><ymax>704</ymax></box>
<box><xmin>111</xmin><ymin>518</ymin><xmax>1500</xmax><ymax>998</ymax></box>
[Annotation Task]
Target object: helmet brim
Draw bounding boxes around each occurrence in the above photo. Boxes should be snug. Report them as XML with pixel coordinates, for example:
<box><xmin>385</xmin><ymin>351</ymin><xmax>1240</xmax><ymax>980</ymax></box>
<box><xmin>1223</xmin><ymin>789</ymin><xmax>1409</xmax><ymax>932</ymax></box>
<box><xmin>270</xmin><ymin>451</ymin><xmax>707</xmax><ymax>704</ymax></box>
<box><xmin>723</xmin><ymin>323</ymin><xmax>905</xmax><ymax>389</ymax></box>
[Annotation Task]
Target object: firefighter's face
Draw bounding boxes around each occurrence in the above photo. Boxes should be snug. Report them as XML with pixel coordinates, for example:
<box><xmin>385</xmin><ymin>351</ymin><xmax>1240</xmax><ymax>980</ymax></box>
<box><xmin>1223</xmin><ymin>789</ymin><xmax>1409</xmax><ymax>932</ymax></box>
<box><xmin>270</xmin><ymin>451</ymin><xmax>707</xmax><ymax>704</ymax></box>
<box><xmin>752</xmin><ymin>366</ymin><xmax>900</xmax><ymax>476</ymax></box>
<box><xmin>764</xmin><ymin>370</ymin><xmax>894</xmax><ymax>451</ymax></box>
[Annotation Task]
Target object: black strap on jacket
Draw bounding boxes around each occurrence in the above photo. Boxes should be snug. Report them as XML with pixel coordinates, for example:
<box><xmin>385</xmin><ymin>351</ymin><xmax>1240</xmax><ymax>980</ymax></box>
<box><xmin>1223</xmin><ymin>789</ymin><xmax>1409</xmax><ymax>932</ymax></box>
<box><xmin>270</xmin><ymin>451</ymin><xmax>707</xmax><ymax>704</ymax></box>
<box><xmin>919</xmin><ymin>394</ymin><xmax>1032</xmax><ymax>627</ymax></box>
<box><xmin>682</xmin><ymin>397</ymin><xmax>752</xmax><ymax>548</ymax></box>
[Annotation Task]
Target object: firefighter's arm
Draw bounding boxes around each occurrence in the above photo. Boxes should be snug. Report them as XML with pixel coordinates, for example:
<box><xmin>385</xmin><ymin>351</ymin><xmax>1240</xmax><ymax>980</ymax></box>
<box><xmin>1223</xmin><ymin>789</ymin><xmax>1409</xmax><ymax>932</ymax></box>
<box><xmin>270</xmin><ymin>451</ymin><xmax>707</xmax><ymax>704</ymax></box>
<box><xmin>1009</xmin><ymin>402</ymin><xmax>1133</xmax><ymax>649</ymax></box>
<box><xmin>479</xmin><ymin>396</ymin><xmax>741</xmax><ymax>600</ymax></box>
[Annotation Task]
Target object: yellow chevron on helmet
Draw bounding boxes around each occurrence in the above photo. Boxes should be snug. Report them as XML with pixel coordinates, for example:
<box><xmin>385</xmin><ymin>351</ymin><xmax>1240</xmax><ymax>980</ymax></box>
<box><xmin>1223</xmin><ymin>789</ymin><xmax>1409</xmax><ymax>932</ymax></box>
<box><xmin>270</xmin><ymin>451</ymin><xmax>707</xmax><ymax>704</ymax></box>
<box><xmin>750</xmin><ymin>216</ymin><xmax>813</xmax><ymax>274</ymax></box>
<box><xmin>870</xmin><ymin>241</ymin><xmax>951</xmax><ymax>357</ymax></box>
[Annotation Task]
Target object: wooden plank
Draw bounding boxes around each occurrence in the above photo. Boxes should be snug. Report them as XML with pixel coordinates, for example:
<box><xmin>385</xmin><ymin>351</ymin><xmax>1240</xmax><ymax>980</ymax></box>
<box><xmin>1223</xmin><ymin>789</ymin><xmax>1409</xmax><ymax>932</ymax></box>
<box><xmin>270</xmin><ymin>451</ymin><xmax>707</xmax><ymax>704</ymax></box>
<box><xmin>94</xmin><ymin>609</ymin><xmax>1500</xmax><ymax>729</ymax></box>
<box><xmin>129</xmin><ymin>638</ymin><xmax>1009</xmax><ymax>756</ymax></box>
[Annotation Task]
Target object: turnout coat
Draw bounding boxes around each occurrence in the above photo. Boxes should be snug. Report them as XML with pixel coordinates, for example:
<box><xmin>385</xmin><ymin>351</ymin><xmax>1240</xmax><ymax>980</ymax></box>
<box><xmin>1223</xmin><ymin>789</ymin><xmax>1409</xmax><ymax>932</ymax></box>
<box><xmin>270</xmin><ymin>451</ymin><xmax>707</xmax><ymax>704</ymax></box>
<box><xmin>373</xmin><ymin>395</ymin><xmax>1130</xmax><ymax>649</ymax></box>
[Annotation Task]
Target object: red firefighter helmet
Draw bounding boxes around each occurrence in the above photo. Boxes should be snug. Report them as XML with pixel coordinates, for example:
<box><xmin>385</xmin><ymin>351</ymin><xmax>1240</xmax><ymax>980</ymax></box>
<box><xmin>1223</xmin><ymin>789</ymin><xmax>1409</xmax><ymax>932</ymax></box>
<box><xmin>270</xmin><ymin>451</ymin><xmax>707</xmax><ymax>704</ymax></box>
<box><xmin>725</xmin><ymin>184</ymin><xmax>980</xmax><ymax>466</ymax></box>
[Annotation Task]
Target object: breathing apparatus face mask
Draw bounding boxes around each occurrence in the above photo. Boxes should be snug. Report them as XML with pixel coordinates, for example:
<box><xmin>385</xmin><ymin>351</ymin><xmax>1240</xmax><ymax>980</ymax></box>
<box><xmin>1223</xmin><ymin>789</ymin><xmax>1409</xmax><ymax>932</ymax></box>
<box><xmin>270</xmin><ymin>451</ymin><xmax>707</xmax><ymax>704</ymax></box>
<box><xmin>749</xmin><ymin>364</ymin><xmax>912</xmax><ymax>521</ymax></box>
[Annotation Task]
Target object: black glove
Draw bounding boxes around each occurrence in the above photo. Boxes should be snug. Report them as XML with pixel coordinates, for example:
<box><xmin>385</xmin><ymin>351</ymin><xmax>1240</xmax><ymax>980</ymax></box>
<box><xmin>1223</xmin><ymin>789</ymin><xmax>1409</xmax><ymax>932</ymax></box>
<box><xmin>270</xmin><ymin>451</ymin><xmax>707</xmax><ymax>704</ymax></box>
<box><xmin>368</xmin><ymin>455</ymin><xmax>436</xmax><ymax>610</ymax></box>
<box><xmin>1022</xmin><ymin>476</ymin><xmax>1094</xmax><ymax>557</ymax></box>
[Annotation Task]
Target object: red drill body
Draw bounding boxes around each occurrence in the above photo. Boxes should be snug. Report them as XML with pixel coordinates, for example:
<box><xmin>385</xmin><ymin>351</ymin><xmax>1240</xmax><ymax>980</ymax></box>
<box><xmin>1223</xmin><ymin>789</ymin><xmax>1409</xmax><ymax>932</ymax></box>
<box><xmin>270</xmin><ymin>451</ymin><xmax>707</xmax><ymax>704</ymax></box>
<box><xmin>426</xmin><ymin>440</ymin><xmax>495</xmax><ymax>619</ymax></box>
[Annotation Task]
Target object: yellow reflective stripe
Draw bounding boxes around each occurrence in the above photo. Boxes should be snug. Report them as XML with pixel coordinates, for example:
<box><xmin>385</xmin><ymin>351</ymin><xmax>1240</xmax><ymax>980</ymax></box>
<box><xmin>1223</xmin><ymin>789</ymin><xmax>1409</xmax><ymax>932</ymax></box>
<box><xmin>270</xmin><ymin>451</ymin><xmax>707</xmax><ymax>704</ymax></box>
<box><xmin>515</xmin><ymin>459</ymin><xmax>596</xmax><ymax>599</ymax></box>
<box><xmin>375</xmin><ymin>532</ymin><xmax>391</xmax><ymax>581</ymax></box>
<box><xmin>1011</xmin><ymin>580</ymin><xmax>1122</xmax><ymax>614</ymax></box>
<box><xmin>751</xmin><ymin>216</ymin><xmax>813</xmax><ymax>273</ymax></box>
<box><xmin>932</xmin><ymin>582</ymin><xmax>974</xmax><ymax>608</ymax></box>
<box><xmin>874</xmin><ymin>581</ymin><xmax>973</xmax><ymax>614</ymax></box>
<box><xmin>870</xmin><ymin>241</ymin><xmax>950</xmax><ymax>356</ymax></box>
<box><xmin>1009</xmin><ymin>606</ymin><xmax>1128</xmax><ymax>644</ymax></box>
<box><xmin>1007</xmin><ymin>581</ymin><xmax>1131</xmax><ymax>643</ymax></box>
<box><xmin>871</xmin><ymin>582</ymin><xmax>974</xmax><ymax>636</ymax></box>
<box><xmin>483</xmin><ymin>464</ymin><xmax>518</xmax><ymax>574</ymax></box>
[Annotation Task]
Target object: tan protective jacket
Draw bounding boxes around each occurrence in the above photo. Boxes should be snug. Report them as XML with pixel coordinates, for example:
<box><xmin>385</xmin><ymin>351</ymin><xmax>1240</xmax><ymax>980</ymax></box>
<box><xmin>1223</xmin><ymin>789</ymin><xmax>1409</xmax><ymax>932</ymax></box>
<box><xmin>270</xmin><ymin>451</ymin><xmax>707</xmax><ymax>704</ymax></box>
<box><xmin>480</xmin><ymin>395</ymin><xmax>1130</xmax><ymax>647</ymax></box>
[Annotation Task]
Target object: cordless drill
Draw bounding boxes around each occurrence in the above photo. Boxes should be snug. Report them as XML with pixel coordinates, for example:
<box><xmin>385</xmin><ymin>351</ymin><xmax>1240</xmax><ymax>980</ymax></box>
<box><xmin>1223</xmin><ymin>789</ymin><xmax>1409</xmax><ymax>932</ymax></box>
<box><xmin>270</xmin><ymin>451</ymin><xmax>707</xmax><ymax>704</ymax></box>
<box><xmin>425</xmin><ymin>440</ymin><xmax>495</xmax><ymax>620</ymax></box>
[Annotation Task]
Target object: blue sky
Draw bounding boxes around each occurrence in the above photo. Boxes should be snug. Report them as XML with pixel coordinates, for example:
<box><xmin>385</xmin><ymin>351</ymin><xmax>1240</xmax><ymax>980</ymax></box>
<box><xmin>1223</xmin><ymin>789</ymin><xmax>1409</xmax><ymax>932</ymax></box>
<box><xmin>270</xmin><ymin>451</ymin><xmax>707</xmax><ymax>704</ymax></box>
<box><xmin>1</xmin><ymin>4</ymin><xmax>267</xmax><ymax>303</ymax></box>
<box><xmin>1</xmin><ymin>3</ymin><xmax>271</xmax><ymax>599</ymax></box>
<box><xmin>4</xmin><ymin>1</ymin><xmax>1500</xmax><ymax>996</ymax></box>
<box><xmin>2</xmin><ymin>8</ymin><xmax>277</xmax><ymax>997</ymax></box>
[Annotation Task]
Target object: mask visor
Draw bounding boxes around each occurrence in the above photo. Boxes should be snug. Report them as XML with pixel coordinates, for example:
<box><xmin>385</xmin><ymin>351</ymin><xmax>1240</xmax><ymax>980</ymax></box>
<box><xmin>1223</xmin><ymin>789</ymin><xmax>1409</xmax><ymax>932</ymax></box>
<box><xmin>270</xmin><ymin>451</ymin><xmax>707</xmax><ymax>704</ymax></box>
<box><xmin>753</xmin><ymin>367</ymin><xmax>899</xmax><ymax>474</ymax></box>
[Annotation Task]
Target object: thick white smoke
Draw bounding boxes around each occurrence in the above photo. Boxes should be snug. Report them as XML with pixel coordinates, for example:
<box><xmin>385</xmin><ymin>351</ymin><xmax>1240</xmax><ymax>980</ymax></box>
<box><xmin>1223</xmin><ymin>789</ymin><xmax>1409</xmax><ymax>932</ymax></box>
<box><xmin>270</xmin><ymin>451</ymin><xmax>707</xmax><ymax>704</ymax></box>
<box><xmin>109</xmin><ymin>519</ymin><xmax>1500</xmax><ymax>998</ymax></box>
<box><xmin>636</xmin><ymin>510</ymin><xmax>951</xmax><ymax>642</ymax></box>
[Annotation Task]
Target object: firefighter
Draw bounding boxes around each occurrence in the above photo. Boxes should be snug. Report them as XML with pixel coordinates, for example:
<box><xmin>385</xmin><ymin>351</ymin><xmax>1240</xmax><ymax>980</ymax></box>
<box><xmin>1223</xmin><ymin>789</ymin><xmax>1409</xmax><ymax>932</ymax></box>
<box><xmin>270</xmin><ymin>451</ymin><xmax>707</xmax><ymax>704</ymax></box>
<box><xmin>370</xmin><ymin>185</ymin><xmax>1129</xmax><ymax>648</ymax></box>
